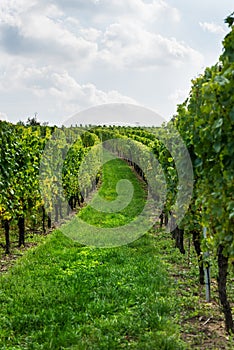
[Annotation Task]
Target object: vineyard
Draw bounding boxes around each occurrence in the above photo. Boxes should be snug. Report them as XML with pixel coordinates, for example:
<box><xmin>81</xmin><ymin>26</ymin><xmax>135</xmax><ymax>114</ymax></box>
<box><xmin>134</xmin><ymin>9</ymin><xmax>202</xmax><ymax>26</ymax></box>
<box><xmin>0</xmin><ymin>12</ymin><xmax>234</xmax><ymax>350</ymax></box>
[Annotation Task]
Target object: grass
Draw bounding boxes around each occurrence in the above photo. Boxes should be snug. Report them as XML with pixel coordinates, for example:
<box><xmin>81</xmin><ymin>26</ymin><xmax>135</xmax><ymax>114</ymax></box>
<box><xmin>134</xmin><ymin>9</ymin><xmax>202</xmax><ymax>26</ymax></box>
<box><xmin>2</xmin><ymin>228</ymin><xmax>232</xmax><ymax>350</ymax></box>
<box><xmin>151</xmin><ymin>227</ymin><xmax>234</xmax><ymax>349</ymax></box>
<box><xmin>0</xmin><ymin>232</ymin><xmax>186</xmax><ymax>350</ymax></box>
<box><xmin>0</xmin><ymin>157</ymin><xmax>185</xmax><ymax>349</ymax></box>
<box><xmin>1</xmin><ymin>156</ymin><xmax>233</xmax><ymax>349</ymax></box>
<box><xmin>61</xmin><ymin>157</ymin><xmax>152</xmax><ymax>247</ymax></box>
<box><xmin>78</xmin><ymin>157</ymin><xmax>147</xmax><ymax>227</ymax></box>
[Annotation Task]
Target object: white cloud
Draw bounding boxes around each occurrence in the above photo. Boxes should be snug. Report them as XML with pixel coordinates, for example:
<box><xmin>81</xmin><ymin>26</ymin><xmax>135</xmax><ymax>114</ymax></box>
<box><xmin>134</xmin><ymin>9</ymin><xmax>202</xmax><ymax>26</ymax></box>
<box><xmin>99</xmin><ymin>22</ymin><xmax>203</xmax><ymax>70</ymax></box>
<box><xmin>44</xmin><ymin>3</ymin><xmax>64</xmax><ymax>18</ymax></box>
<box><xmin>0</xmin><ymin>0</ymin><xmax>219</xmax><ymax>125</ymax></box>
<box><xmin>0</xmin><ymin>62</ymin><xmax>136</xmax><ymax>116</ymax></box>
<box><xmin>49</xmin><ymin>71</ymin><xmax>137</xmax><ymax>108</ymax></box>
<box><xmin>51</xmin><ymin>0</ymin><xmax>180</xmax><ymax>24</ymax></box>
<box><xmin>0</xmin><ymin>62</ymin><xmax>53</xmax><ymax>91</ymax></box>
<box><xmin>100</xmin><ymin>0</ymin><xmax>180</xmax><ymax>23</ymax></box>
<box><xmin>0</xmin><ymin>0</ymin><xmax>184</xmax><ymax>73</ymax></box>
<box><xmin>199</xmin><ymin>22</ymin><xmax>226</xmax><ymax>35</ymax></box>
<box><xmin>0</xmin><ymin>1</ymin><xmax>98</xmax><ymax>67</ymax></box>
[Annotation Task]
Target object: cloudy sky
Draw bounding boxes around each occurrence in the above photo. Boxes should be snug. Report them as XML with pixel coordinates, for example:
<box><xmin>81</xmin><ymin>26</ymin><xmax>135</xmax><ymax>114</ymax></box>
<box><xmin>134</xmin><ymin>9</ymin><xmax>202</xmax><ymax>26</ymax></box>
<box><xmin>0</xmin><ymin>0</ymin><xmax>233</xmax><ymax>125</ymax></box>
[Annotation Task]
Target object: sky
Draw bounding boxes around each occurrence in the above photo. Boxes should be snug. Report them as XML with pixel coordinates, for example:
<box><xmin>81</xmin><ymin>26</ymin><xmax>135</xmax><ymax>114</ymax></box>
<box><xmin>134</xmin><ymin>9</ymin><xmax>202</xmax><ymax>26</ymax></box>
<box><xmin>0</xmin><ymin>0</ymin><xmax>233</xmax><ymax>126</ymax></box>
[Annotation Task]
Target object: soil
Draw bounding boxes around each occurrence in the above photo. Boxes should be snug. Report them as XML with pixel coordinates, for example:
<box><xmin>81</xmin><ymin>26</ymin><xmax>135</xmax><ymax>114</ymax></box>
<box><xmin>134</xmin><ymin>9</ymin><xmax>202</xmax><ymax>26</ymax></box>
<box><xmin>172</xmin><ymin>270</ymin><xmax>234</xmax><ymax>349</ymax></box>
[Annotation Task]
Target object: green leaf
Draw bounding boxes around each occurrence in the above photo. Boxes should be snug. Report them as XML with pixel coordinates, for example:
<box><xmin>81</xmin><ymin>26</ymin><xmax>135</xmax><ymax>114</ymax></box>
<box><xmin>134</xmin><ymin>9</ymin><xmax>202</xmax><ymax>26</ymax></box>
<box><xmin>214</xmin><ymin>76</ymin><xmax>229</xmax><ymax>86</ymax></box>
<box><xmin>225</xmin><ymin>12</ymin><xmax>234</xmax><ymax>27</ymax></box>
<box><xmin>229</xmin><ymin>107</ymin><xmax>234</xmax><ymax>122</ymax></box>
<box><xmin>194</xmin><ymin>158</ymin><xmax>203</xmax><ymax>167</ymax></box>
<box><xmin>213</xmin><ymin>118</ymin><xmax>223</xmax><ymax>129</ymax></box>
<box><xmin>213</xmin><ymin>142</ymin><xmax>221</xmax><ymax>153</ymax></box>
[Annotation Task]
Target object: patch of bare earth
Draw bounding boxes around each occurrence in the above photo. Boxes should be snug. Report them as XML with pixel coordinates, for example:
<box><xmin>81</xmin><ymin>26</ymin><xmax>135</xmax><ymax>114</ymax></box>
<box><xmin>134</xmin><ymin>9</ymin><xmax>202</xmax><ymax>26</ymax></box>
<box><xmin>0</xmin><ymin>241</ymin><xmax>38</xmax><ymax>273</ymax></box>
<box><xmin>173</xmin><ymin>271</ymin><xmax>233</xmax><ymax>349</ymax></box>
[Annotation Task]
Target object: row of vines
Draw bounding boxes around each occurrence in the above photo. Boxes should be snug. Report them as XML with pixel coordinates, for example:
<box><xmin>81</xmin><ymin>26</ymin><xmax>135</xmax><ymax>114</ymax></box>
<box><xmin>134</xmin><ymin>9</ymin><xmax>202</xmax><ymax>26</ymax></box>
<box><xmin>0</xmin><ymin>122</ymin><xmax>101</xmax><ymax>254</ymax></box>
<box><xmin>125</xmin><ymin>14</ymin><xmax>234</xmax><ymax>333</ymax></box>
<box><xmin>173</xmin><ymin>14</ymin><xmax>234</xmax><ymax>333</ymax></box>
<box><xmin>90</xmin><ymin>14</ymin><xmax>234</xmax><ymax>333</ymax></box>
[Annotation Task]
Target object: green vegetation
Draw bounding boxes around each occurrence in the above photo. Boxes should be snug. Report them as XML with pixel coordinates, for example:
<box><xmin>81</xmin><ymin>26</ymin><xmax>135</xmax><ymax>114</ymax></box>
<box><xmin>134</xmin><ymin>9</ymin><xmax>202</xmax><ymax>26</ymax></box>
<box><xmin>0</xmin><ymin>232</ymin><xmax>186</xmax><ymax>350</ymax></box>
<box><xmin>0</xmin><ymin>12</ymin><xmax>234</xmax><ymax>347</ymax></box>
<box><xmin>79</xmin><ymin>157</ymin><xmax>146</xmax><ymax>227</ymax></box>
<box><xmin>174</xmin><ymin>13</ymin><xmax>234</xmax><ymax>333</ymax></box>
<box><xmin>0</xmin><ymin>156</ymin><xmax>184</xmax><ymax>349</ymax></box>
<box><xmin>0</xmin><ymin>148</ymin><xmax>233</xmax><ymax>348</ymax></box>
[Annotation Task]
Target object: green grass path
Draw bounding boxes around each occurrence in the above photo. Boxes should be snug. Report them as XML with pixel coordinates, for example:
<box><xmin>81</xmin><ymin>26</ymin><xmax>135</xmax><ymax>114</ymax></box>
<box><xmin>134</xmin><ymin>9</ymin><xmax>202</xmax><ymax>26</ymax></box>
<box><xmin>0</xmin><ymin>158</ymin><xmax>185</xmax><ymax>349</ymax></box>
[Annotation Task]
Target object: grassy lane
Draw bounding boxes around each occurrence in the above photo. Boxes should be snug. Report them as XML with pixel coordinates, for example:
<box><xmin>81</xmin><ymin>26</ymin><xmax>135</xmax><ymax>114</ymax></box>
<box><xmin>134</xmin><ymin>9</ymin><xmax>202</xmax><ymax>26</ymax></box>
<box><xmin>78</xmin><ymin>157</ymin><xmax>147</xmax><ymax>227</ymax></box>
<box><xmin>0</xmin><ymin>158</ymin><xmax>185</xmax><ymax>349</ymax></box>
